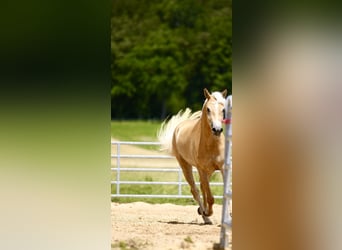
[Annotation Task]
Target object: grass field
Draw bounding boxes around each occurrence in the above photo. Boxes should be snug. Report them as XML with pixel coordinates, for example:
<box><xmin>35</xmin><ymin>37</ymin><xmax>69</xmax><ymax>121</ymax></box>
<box><xmin>111</xmin><ymin>120</ymin><xmax>161</xmax><ymax>150</ymax></box>
<box><xmin>111</xmin><ymin>170</ymin><xmax>223</xmax><ymax>205</ymax></box>
<box><xmin>111</xmin><ymin>120</ymin><xmax>224</xmax><ymax>205</ymax></box>
<box><xmin>111</xmin><ymin>120</ymin><xmax>161</xmax><ymax>141</ymax></box>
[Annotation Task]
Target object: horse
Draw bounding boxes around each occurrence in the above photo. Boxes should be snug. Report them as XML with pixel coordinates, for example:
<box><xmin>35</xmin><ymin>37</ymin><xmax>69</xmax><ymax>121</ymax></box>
<box><xmin>158</xmin><ymin>88</ymin><xmax>228</xmax><ymax>224</ymax></box>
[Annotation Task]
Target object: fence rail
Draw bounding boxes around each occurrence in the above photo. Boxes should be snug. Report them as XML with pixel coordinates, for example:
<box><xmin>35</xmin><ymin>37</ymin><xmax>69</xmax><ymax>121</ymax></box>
<box><xmin>111</xmin><ymin>141</ymin><xmax>224</xmax><ymax>199</ymax></box>
<box><xmin>111</xmin><ymin>154</ymin><xmax>173</xmax><ymax>159</ymax></box>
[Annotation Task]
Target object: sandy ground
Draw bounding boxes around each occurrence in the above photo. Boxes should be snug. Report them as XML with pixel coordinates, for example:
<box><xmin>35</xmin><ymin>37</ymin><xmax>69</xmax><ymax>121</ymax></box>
<box><xmin>111</xmin><ymin>202</ymin><xmax>231</xmax><ymax>250</ymax></box>
<box><xmin>111</xmin><ymin>139</ymin><xmax>231</xmax><ymax>249</ymax></box>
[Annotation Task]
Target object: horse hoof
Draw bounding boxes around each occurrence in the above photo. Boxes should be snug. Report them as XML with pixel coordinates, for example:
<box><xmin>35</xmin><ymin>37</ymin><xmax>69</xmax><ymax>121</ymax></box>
<box><xmin>203</xmin><ymin>217</ymin><xmax>213</xmax><ymax>225</ymax></box>
<box><xmin>205</xmin><ymin>220</ymin><xmax>213</xmax><ymax>225</ymax></box>
<box><xmin>197</xmin><ymin>207</ymin><xmax>210</xmax><ymax>216</ymax></box>
<box><xmin>197</xmin><ymin>207</ymin><xmax>202</xmax><ymax>215</ymax></box>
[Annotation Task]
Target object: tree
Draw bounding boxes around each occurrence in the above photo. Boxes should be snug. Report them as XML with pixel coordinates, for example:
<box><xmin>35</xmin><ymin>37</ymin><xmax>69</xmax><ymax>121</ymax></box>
<box><xmin>111</xmin><ymin>0</ymin><xmax>232</xmax><ymax>119</ymax></box>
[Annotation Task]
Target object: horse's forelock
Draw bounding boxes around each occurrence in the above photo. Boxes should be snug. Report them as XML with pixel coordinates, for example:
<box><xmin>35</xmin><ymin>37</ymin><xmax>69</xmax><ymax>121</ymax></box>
<box><xmin>211</xmin><ymin>92</ymin><xmax>225</xmax><ymax>105</ymax></box>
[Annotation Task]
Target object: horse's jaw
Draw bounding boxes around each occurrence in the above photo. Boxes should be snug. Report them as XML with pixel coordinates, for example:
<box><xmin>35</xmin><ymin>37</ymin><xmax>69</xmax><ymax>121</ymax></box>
<box><xmin>210</xmin><ymin>130</ymin><xmax>224</xmax><ymax>139</ymax></box>
<box><xmin>213</xmin><ymin>131</ymin><xmax>223</xmax><ymax>137</ymax></box>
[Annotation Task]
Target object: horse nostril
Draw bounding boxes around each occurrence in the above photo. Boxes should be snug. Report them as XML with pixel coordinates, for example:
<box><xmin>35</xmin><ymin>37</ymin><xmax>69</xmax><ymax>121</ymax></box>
<box><xmin>212</xmin><ymin>127</ymin><xmax>223</xmax><ymax>135</ymax></box>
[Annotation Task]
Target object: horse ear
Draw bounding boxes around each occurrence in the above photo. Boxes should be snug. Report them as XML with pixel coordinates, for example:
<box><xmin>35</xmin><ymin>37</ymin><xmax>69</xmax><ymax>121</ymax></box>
<box><xmin>221</xmin><ymin>89</ymin><xmax>228</xmax><ymax>98</ymax></box>
<box><xmin>203</xmin><ymin>88</ymin><xmax>211</xmax><ymax>99</ymax></box>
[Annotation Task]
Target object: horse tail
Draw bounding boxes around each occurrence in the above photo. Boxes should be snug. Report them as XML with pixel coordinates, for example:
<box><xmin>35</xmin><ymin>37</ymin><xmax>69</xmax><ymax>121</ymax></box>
<box><xmin>157</xmin><ymin>108</ymin><xmax>195</xmax><ymax>154</ymax></box>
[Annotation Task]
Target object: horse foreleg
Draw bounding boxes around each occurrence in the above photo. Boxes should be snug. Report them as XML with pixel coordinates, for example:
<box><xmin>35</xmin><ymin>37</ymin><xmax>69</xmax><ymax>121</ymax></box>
<box><xmin>177</xmin><ymin>159</ymin><xmax>212</xmax><ymax>224</ymax></box>
<box><xmin>199</xmin><ymin>171</ymin><xmax>214</xmax><ymax>217</ymax></box>
<box><xmin>199</xmin><ymin>181</ymin><xmax>208</xmax><ymax>215</ymax></box>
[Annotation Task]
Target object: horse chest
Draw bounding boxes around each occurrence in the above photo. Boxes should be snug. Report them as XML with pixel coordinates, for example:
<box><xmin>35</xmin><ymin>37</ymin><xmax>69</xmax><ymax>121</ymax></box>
<box><xmin>197</xmin><ymin>145</ymin><xmax>224</xmax><ymax>170</ymax></box>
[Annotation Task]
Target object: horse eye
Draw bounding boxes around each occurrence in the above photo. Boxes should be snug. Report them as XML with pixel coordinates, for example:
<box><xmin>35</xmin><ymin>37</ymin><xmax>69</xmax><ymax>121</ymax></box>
<box><xmin>207</xmin><ymin>107</ymin><xmax>210</xmax><ymax>113</ymax></box>
<box><xmin>223</xmin><ymin>109</ymin><xmax>226</xmax><ymax>118</ymax></box>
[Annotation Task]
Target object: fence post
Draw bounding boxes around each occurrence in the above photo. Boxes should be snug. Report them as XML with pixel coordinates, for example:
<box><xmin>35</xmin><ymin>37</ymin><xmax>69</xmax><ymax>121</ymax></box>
<box><xmin>178</xmin><ymin>168</ymin><xmax>182</xmax><ymax>196</ymax></box>
<box><xmin>116</xmin><ymin>142</ymin><xmax>121</xmax><ymax>195</ymax></box>
<box><xmin>219</xmin><ymin>95</ymin><xmax>232</xmax><ymax>249</ymax></box>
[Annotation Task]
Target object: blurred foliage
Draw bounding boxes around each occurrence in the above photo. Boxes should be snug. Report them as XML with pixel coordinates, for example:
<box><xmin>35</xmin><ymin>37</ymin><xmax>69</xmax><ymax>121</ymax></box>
<box><xmin>111</xmin><ymin>0</ymin><xmax>232</xmax><ymax>119</ymax></box>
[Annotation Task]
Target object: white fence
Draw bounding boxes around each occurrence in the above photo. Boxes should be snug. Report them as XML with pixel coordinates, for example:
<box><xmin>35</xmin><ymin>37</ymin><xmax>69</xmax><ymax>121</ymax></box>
<box><xmin>111</xmin><ymin>141</ymin><xmax>223</xmax><ymax>199</ymax></box>
<box><xmin>219</xmin><ymin>95</ymin><xmax>233</xmax><ymax>249</ymax></box>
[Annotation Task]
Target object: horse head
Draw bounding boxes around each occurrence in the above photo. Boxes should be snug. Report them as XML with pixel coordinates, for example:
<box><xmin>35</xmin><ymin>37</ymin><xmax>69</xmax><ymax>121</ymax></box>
<box><xmin>203</xmin><ymin>88</ymin><xmax>227</xmax><ymax>136</ymax></box>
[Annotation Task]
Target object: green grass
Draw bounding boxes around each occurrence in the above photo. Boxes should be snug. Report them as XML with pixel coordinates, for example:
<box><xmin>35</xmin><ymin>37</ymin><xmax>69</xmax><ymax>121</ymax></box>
<box><xmin>111</xmin><ymin>120</ymin><xmax>161</xmax><ymax>141</ymax></box>
<box><xmin>111</xmin><ymin>170</ymin><xmax>223</xmax><ymax>205</ymax></box>
<box><xmin>112</xmin><ymin>240</ymin><xmax>145</xmax><ymax>250</ymax></box>
<box><xmin>111</xmin><ymin>120</ymin><xmax>162</xmax><ymax>150</ymax></box>
<box><xmin>184</xmin><ymin>236</ymin><xmax>194</xmax><ymax>244</ymax></box>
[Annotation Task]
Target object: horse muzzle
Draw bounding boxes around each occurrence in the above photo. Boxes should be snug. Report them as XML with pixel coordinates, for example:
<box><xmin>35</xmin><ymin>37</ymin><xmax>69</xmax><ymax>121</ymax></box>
<box><xmin>212</xmin><ymin>127</ymin><xmax>223</xmax><ymax>136</ymax></box>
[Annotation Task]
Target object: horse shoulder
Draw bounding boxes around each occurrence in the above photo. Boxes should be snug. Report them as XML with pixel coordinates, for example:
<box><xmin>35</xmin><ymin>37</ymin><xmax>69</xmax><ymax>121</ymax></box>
<box><xmin>197</xmin><ymin>137</ymin><xmax>225</xmax><ymax>170</ymax></box>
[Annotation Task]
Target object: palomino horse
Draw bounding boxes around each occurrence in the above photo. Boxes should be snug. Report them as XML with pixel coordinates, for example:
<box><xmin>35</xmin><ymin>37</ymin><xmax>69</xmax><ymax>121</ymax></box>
<box><xmin>158</xmin><ymin>88</ymin><xmax>227</xmax><ymax>224</ymax></box>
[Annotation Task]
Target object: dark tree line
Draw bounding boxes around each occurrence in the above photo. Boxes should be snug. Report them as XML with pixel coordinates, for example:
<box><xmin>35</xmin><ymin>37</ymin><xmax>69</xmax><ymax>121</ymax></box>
<box><xmin>111</xmin><ymin>0</ymin><xmax>232</xmax><ymax>119</ymax></box>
